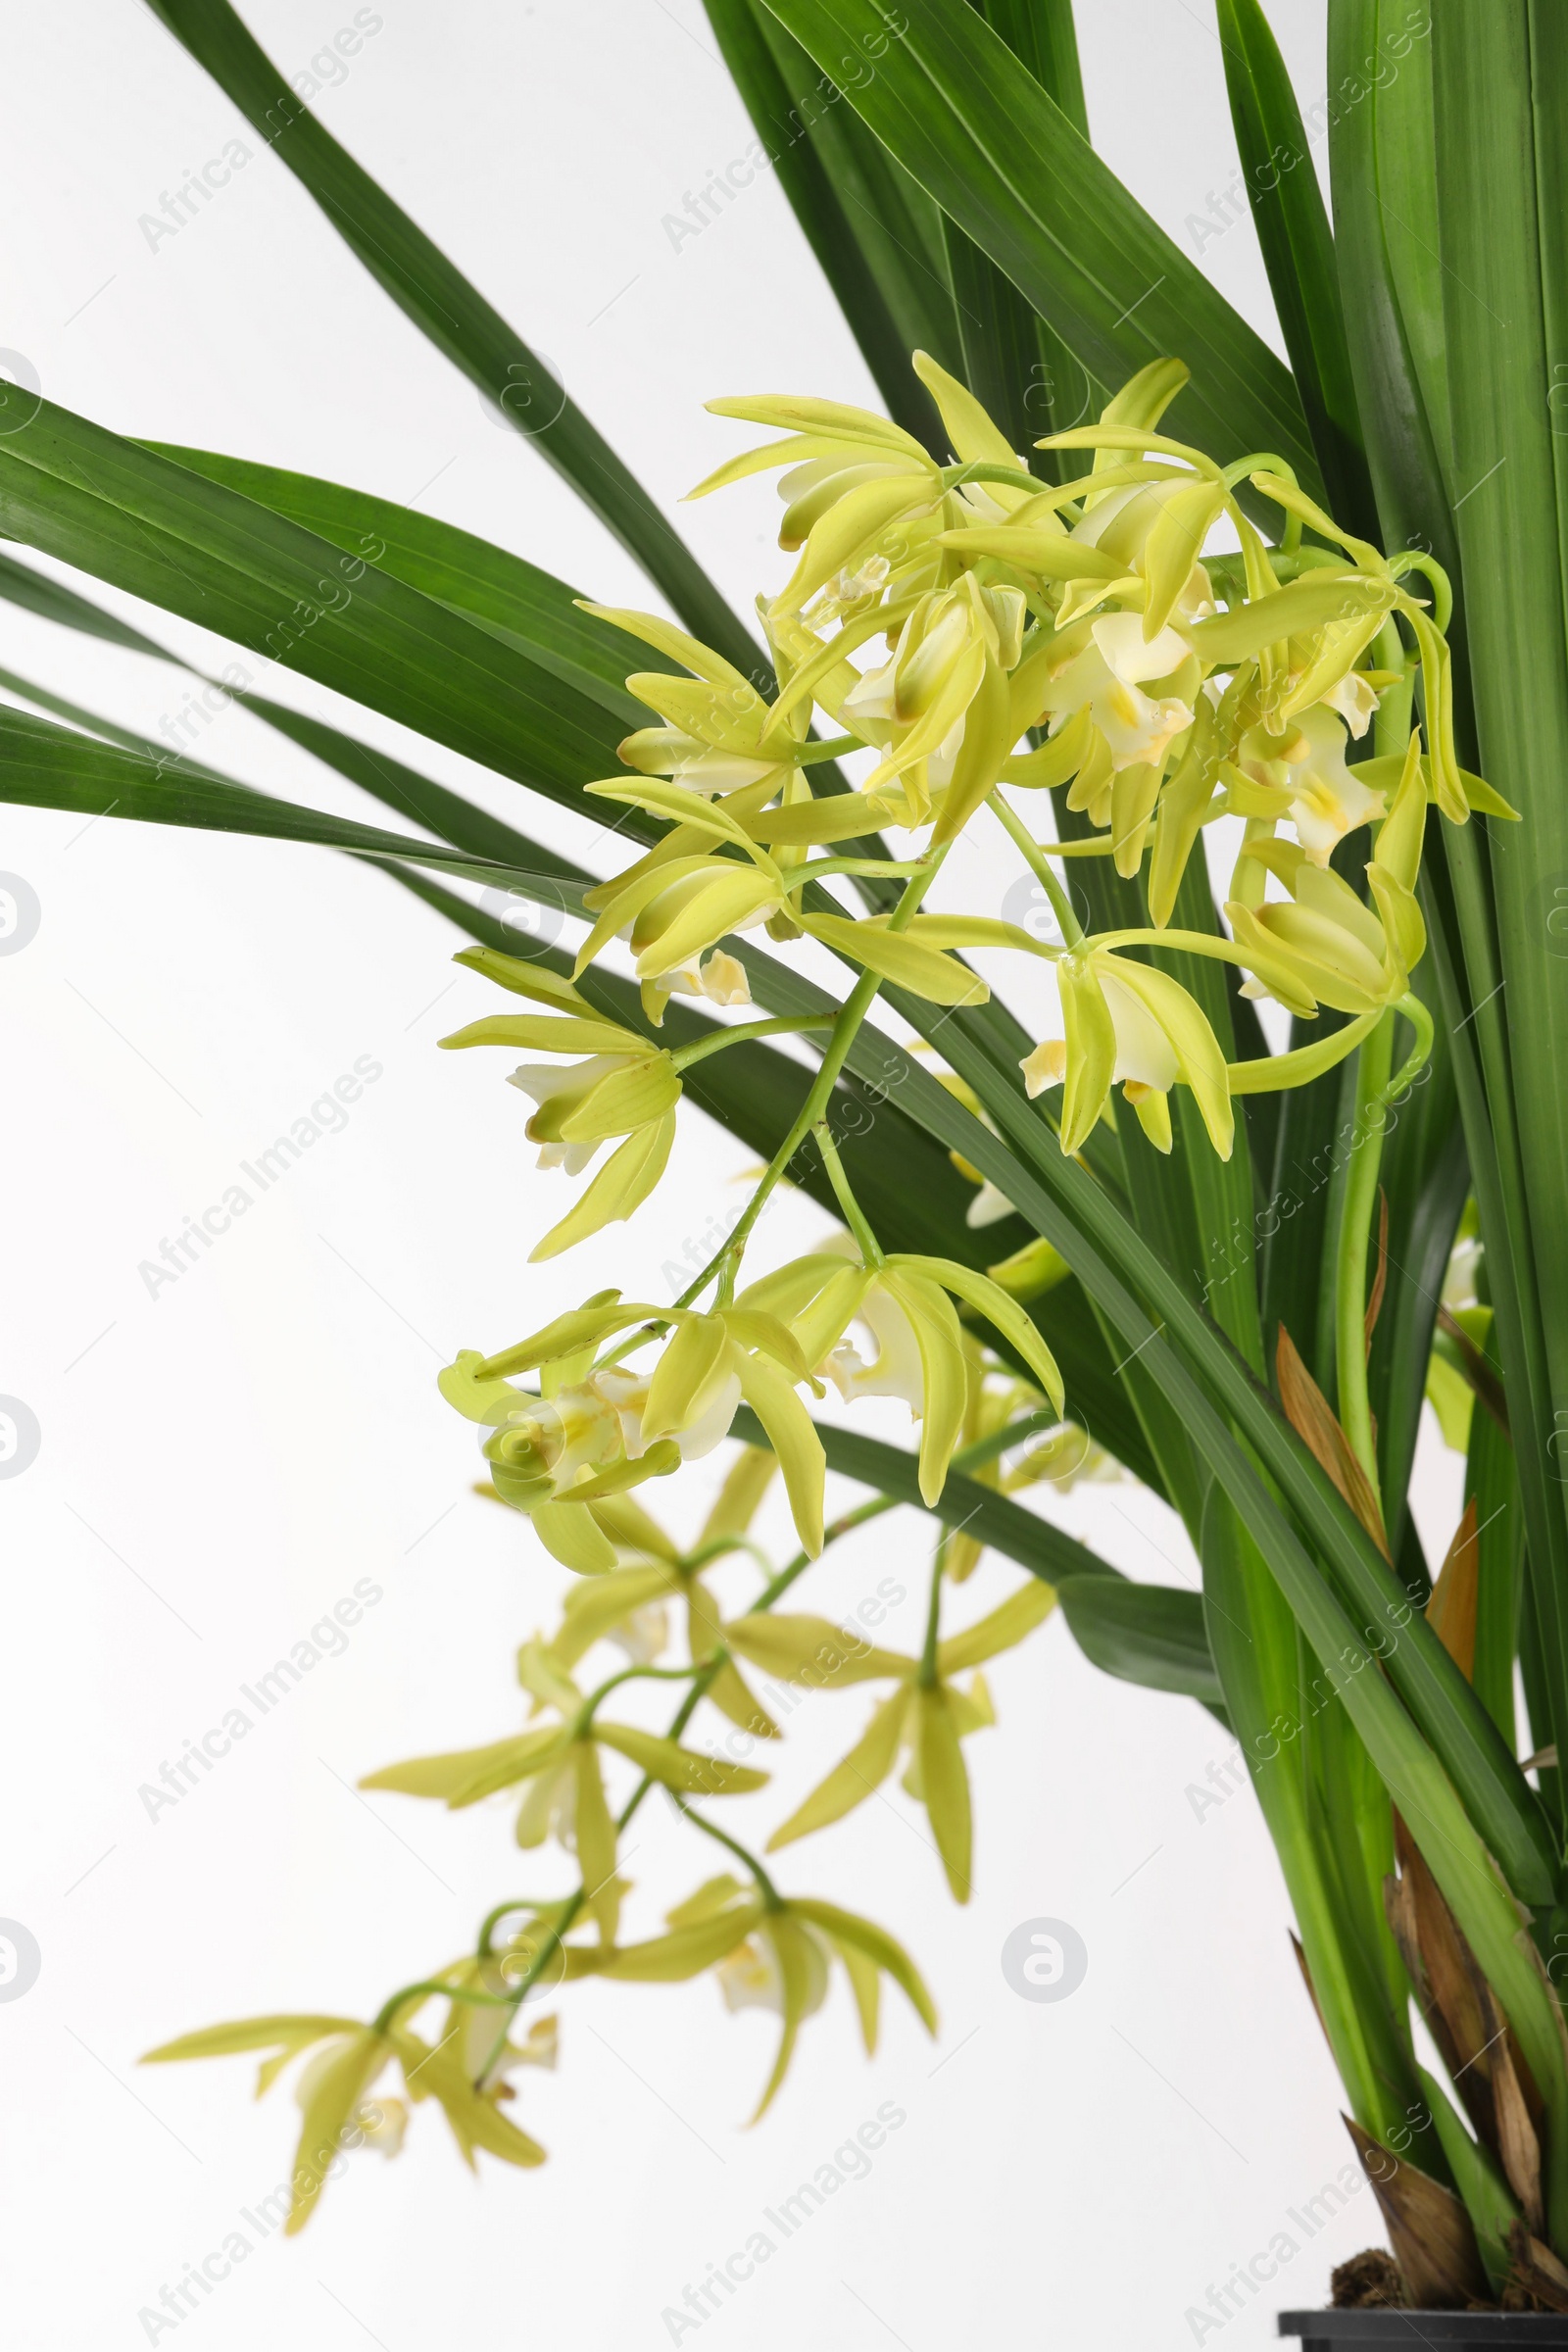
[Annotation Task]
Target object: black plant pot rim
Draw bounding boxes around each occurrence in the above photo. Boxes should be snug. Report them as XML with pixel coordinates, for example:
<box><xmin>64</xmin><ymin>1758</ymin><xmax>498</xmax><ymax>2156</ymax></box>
<box><xmin>1280</xmin><ymin>2315</ymin><xmax>1568</xmax><ymax>2343</ymax></box>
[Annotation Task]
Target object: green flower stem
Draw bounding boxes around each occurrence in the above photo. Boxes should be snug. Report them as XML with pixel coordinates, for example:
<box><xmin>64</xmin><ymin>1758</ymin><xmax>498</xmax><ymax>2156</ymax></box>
<box><xmin>682</xmin><ymin>1532</ymin><xmax>773</xmax><ymax>1575</ymax></box>
<box><xmin>676</xmin><ymin>847</ymin><xmax>951</xmax><ymax>1310</ymax></box>
<box><xmin>940</xmin><ymin>459</ymin><xmax>1052</xmax><ymax>499</ymax></box>
<box><xmin>794</xmin><ymin>734</ymin><xmax>863</xmax><ymax>765</ymax></box>
<box><xmin>1223</xmin><ymin>452</ymin><xmax>1300</xmax><ymax>493</ymax></box>
<box><xmin>476</xmin><ymin>1899</ymin><xmax>558</xmax><ymax>1962</ymax></box>
<box><xmin>916</xmin><ymin>1544</ymin><xmax>946</xmax><ymax>1689</ymax></box>
<box><xmin>371</xmin><ymin>1978</ymin><xmax>517</xmax><ymax>2033</ymax></box>
<box><xmin>1332</xmin><ymin>993</ymin><xmax>1434</xmax><ymax>1502</ymax></box>
<box><xmin>764</xmin><ymin>1494</ymin><xmax>898</xmax><ymax>1591</ymax></box>
<box><xmin>812</xmin><ymin>1118</ymin><xmax>884</xmax><ymax>1267</ymax></box>
<box><xmin>369</xmin><ymin>1972</ymin><xmax>469</xmax><ymax>2036</ymax></box>
<box><xmin>1387</xmin><ymin>551</ymin><xmax>1454</xmax><ymax>635</ymax></box>
<box><xmin>1335</xmin><ymin>1006</ymin><xmax>1394</xmax><ymax>1501</ymax></box>
<box><xmin>462</xmin><ymin>1400</ymin><xmax>1049</xmax><ymax>2078</ymax></box>
<box><xmin>573</xmin><ymin>1660</ymin><xmax>703</xmax><ymax>1740</ymax></box>
<box><xmin>990</xmin><ymin>789</ymin><xmax>1084</xmax><ymax>947</ymax></box>
<box><xmin>669</xmin><ymin>1797</ymin><xmax>783</xmax><ymax>1908</ymax></box>
<box><xmin>466</xmin><ymin>1486</ymin><xmax>871</xmax><ymax>2081</ymax></box>
<box><xmin>669</xmin><ymin>1015</ymin><xmax>833</xmax><ymax>1074</ymax></box>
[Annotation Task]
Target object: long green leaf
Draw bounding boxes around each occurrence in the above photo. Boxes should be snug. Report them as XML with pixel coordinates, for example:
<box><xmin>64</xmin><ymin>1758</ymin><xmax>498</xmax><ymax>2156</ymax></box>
<box><xmin>1054</xmin><ymin>1576</ymin><xmax>1222</xmax><ymax>1707</ymax></box>
<box><xmin>938</xmin><ymin>0</ymin><xmax>1099</xmax><ymax>478</ymax></box>
<box><xmin>143</xmin><ymin>0</ymin><xmax>757</xmax><ymax>672</ymax></box>
<box><xmin>0</xmin><ymin>700</ymin><xmax>572</xmax><ymax>892</ymax></box>
<box><xmin>721</xmin><ymin>0</ymin><xmax>965</xmax><ymax>399</ymax></box>
<box><xmin>0</xmin><ymin>547</ymin><xmax>169</xmax><ymax>659</ymax></box>
<box><xmin>1428</xmin><ymin>0</ymin><xmax>1568</xmax><ymax>1819</ymax></box>
<box><xmin>0</xmin><ymin>397</ymin><xmax>632</xmax><ymax>809</ymax></box>
<box><xmin>700</xmin><ymin>0</ymin><xmax>948</xmax><ymax>452</ymax></box>
<box><xmin>1201</xmin><ymin>1486</ymin><xmax>1419</xmax><ymax>2143</ymax></box>
<box><xmin>140</xmin><ymin>447</ymin><xmax>664</xmax><ymax>719</ymax></box>
<box><xmin>761</xmin><ymin>0</ymin><xmax>1319</xmax><ymax>486</ymax></box>
<box><xmin>1216</xmin><ymin>0</ymin><xmax>1373</xmax><ymax>524</ymax></box>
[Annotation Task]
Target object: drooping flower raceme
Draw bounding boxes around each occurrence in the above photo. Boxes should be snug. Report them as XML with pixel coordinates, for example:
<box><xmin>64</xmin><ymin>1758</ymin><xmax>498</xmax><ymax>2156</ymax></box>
<box><xmin>149</xmin><ymin>347</ymin><xmax>1491</xmax><ymax>2230</ymax></box>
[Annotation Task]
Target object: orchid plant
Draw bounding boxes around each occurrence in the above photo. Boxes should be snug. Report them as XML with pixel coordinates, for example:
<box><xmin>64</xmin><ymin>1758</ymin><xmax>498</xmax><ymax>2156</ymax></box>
<box><xmin>9</xmin><ymin>0</ymin><xmax>1568</xmax><ymax>2316</ymax></box>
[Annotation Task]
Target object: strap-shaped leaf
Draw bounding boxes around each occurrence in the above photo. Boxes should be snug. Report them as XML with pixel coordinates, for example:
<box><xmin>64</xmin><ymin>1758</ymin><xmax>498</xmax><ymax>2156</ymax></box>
<box><xmin>143</xmin><ymin>0</ymin><xmax>757</xmax><ymax>672</ymax></box>
<box><xmin>0</xmin><ymin>547</ymin><xmax>169</xmax><ymax>658</ymax></box>
<box><xmin>140</xmin><ymin>446</ymin><xmax>664</xmax><ymax>720</ymax></box>
<box><xmin>0</xmin><ymin>398</ymin><xmax>635</xmax><ymax>811</ymax></box>
<box><xmin>1427</xmin><ymin>2</ymin><xmax>1568</xmax><ymax>1845</ymax></box>
<box><xmin>1215</xmin><ymin>0</ymin><xmax>1372</xmax><ymax>525</ymax></box>
<box><xmin>940</xmin><ymin>0</ymin><xmax>1099</xmax><ymax>477</ymax></box>
<box><xmin>701</xmin><ymin>0</ymin><xmax>951</xmax><ymax>452</ymax></box>
<box><xmin>0</xmin><ymin>701</ymin><xmax>581</xmax><ymax>897</ymax></box>
<box><xmin>761</xmin><ymin>0</ymin><xmax>1319</xmax><ymax>488</ymax></box>
<box><xmin>1053</xmin><ymin>1576</ymin><xmax>1222</xmax><ymax>1706</ymax></box>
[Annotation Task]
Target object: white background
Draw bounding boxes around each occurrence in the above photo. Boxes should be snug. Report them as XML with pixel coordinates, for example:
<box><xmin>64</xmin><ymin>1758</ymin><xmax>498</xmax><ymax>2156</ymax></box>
<box><xmin>0</xmin><ymin>4</ymin><xmax>1464</xmax><ymax>2347</ymax></box>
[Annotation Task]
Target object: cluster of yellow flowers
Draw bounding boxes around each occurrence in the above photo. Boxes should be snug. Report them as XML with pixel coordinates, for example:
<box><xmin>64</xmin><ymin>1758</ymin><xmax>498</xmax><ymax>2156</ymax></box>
<box><xmin>145</xmin><ymin>352</ymin><xmax>1489</xmax><ymax>2224</ymax></box>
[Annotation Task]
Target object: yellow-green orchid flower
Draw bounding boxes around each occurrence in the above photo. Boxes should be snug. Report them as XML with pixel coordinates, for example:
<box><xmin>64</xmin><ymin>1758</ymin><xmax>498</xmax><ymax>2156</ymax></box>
<box><xmin>441</xmin><ymin>1294</ymin><xmax>826</xmax><ymax>1560</ymax></box>
<box><xmin>603</xmin><ymin>1874</ymin><xmax>935</xmax><ymax>2117</ymax></box>
<box><xmin>439</xmin><ymin>947</ymin><xmax>681</xmax><ymax>1260</ymax></box>
<box><xmin>141</xmin><ymin>2011</ymin><xmax>545</xmax><ymax>2232</ymax></box>
<box><xmin>1021</xmin><ymin>949</ymin><xmax>1233</xmax><ymax>1158</ymax></box>
<box><xmin>727</xmin><ymin>1577</ymin><xmax>1055</xmax><ymax>1900</ymax></box>
<box><xmin>1040</xmin><ymin>611</ymin><xmax>1198</xmax><ymax>774</ymax></box>
<box><xmin>1230</xmin><ymin>704</ymin><xmax>1387</xmax><ymax>866</ymax></box>
<box><xmin>1226</xmin><ymin>841</ymin><xmax>1419</xmax><ymax>1018</ymax></box>
<box><xmin>841</xmin><ymin>573</ymin><xmax>1024</xmax><ymax>833</ymax></box>
<box><xmin>737</xmin><ymin>1247</ymin><xmax>1062</xmax><ymax>1504</ymax></box>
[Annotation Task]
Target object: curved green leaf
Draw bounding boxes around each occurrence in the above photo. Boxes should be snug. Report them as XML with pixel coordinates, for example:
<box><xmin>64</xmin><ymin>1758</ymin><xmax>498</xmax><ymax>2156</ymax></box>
<box><xmin>138</xmin><ymin>447</ymin><xmax>661</xmax><ymax>720</ymax></box>
<box><xmin>143</xmin><ymin>0</ymin><xmax>758</xmax><ymax>672</ymax></box>
<box><xmin>1054</xmin><ymin>1575</ymin><xmax>1222</xmax><ymax>1707</ymax></box>
<box><xmin>760</xmin><ymin>0</ymin><xmax>1319</xmax><ymax>487</ymax></box>
<box><xmin>0</xmin><ymin>396</ymin><xmax>631</xmax><ymax>809</ymax></box>
<box><xmin>1216</xmin><ymin>0</ymin><xmax>1372</xmax><ymax>524</ymax></box>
